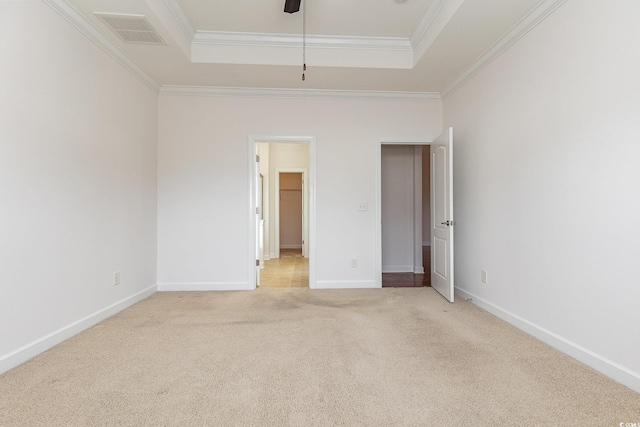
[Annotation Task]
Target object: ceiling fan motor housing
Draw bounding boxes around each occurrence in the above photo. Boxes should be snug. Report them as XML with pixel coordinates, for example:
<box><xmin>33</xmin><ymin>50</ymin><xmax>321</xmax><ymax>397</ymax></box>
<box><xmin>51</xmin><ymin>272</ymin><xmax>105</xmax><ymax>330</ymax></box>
<box><xmin>284</xmin><ymin>0</ymin><xmax>301</xmax><ymax>14</ymax></box>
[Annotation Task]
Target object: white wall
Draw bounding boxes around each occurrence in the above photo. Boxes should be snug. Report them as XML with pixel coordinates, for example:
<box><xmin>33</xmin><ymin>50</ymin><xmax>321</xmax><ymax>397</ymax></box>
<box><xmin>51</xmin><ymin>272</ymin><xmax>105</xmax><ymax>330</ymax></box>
<box><xmin>444</xmin><ymin>0</ymin><xmax>640</xmax><ymax>391</ymax></box>
<box><xmin>0</xmin><ymin>2</ymin><xmax>158</xmax><ymax>372</ymax></box>
<box><xmin>158</xmin><ymin>96</ymin><xmax>440</xmax><ymax>289</ymax></box>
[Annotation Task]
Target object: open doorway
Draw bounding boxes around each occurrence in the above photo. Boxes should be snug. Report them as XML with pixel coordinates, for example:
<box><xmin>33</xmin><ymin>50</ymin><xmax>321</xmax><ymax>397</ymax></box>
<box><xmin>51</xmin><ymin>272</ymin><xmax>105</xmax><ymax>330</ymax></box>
<box><xmin>380</xmin><ymin>144</ymin><xmax>431</xmax><ymax>287</ymax></box>
<box><xmin>275</xmin><ymin>169</ymin><xmax>309</xmax><ymax>259</ymax></box>
<box><xmin>278</xmin><ymin>172</ymin><xmax>304</xmax><ymax>254</ymax></box>
<box><xmin>262</xmin><ymin>169</ymin><xmax>308</xmax><ymax>288</ymax></box>
<box><xmin>249</xmin><ymin>138</ymin><xmax>313</xmax><ymax>289</ymax></box>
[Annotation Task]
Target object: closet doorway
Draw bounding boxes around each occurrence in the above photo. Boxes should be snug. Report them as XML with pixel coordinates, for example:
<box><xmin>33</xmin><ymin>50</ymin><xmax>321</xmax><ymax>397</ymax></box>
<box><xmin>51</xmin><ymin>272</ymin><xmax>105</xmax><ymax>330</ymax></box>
<box><xmin>380</xmin><ymin>145</ymin><xmax>431</xmax><ymax>288</ymax></box>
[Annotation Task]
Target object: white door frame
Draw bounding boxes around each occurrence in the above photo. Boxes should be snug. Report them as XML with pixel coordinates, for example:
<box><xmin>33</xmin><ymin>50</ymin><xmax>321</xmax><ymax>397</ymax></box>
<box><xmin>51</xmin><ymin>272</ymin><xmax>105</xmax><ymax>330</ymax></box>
<box><xmin>375</xmin><ymin>137</ymin><xmax>430</xmax><ymax>287</ymax></box>
<box><xmin>274</xmin><ymin>168</ymin><xmax>309</xmax><ymax>259</ymax></box>
<box><xmin>248</xmin><ymin>135</ymin><xmax>316</xmax><ymax>290</ymax></box>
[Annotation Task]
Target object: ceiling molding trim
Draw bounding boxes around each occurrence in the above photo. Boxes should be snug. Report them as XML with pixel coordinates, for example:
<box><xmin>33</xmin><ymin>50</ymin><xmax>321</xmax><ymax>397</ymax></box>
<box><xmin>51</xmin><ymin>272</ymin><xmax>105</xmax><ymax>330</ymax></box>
<box><xmin>145</xmin><ymin>0</ymin><xmax>193</xmax><ymax>58</ymax></box>
<box><xmin>43</xmin><ymin>0</ymin><xmax>160</xmax><ymax>93</ymax></box>
<box><xmin>441</xmin><ymin>0</ymin><xmax>568</xmax><ymax>99</ymax></box>
<box><xmin>161</xmin><ymin>0</ymin><xmax>196</xmax><ymax>40</ymax></box>
<box><xmin>409</xmin><ymin>0</ymin><xmax>448</xmax><ymax>48</ymax></box>
<box><xmin>410</xmin><ymin>0</ymin><xmax>464</xmax><ymax>65</ymax></box>
<box><xmin>193</xmin><ymin>31</ymin><xmax>412</xmax><ymax>52</ymax></box>
<box><xmin>409</xmin><ymin>0</ymin><xmax>447</xmax><ymax>47</ymax></box>
<box><xmin>160</xmin><ymin>86</ymin><xmax>440</xmax><ymax>102</ymax></box>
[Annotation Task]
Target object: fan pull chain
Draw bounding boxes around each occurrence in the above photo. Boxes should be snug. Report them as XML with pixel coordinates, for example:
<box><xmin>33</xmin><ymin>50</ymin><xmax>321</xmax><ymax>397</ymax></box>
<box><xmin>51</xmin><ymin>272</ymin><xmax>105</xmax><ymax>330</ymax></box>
<box><xmin>302</xmin><ymin>0</ymin><xmax>306</xmax><ymax>81</ymax></box>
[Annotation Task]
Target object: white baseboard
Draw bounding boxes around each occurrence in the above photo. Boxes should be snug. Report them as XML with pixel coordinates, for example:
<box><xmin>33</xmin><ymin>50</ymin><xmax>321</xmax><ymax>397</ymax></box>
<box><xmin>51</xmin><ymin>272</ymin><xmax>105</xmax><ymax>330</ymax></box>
<box><xmin>455</xmin><ymin>288</ymin><xmax>640</xmax><ymax>394</ymax></box>
<box><xmin>280</xmin><ymin>245</ymin><xmax>302</xmax><ymax>249</ymax></box>
<box><xmin>382</xmin><ymin>265</ymin><xmax>414</xmax><ymax>273</ymax></box>
<box><xmin>422</xmin><ymin>242</ymin><xmax>431</xmax><ymax>247</ymax></box>
<box><xmin>157</xmin><ymin>282</ymin><xmax>250</xmax><ymax>291</ymax></box>
<box><xmin>313</xmin><ymin>280</ymin><xmax>380</xmax><ymax>289</ymax></box>
<box><xmin>414</xmin><ymin>267</ymin><xmax>425</xmax><ymax>274</ymax></box>
<box><xmin>0</xmin><ymin>284</ymin><xmax>157</xmax><ymax>375</ymax></box>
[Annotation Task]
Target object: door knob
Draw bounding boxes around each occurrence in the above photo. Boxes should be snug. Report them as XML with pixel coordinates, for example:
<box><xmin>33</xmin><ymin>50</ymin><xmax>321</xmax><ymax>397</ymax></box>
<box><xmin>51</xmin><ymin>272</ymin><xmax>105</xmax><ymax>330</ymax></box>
<box><xmin>440</xmin><ymin>220</ymin><xmax>455</xmax><ymax>226</ymax></box>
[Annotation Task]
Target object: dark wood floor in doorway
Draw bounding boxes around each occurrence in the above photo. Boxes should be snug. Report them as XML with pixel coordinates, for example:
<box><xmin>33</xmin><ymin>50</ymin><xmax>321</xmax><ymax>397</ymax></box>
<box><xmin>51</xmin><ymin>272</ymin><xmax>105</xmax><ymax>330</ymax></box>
<box><xmin>382</xmin><ymin>246</ymin><xmax>431</xmax><ymax>288</ymax></box>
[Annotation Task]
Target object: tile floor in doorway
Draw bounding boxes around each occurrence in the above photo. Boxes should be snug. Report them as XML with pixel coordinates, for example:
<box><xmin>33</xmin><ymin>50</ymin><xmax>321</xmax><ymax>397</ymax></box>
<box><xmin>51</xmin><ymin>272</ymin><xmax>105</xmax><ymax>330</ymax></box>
<box><xmin>259</xmin><ymin>248</ymin><xmax>308</xmax><ymax>288</ymax></box>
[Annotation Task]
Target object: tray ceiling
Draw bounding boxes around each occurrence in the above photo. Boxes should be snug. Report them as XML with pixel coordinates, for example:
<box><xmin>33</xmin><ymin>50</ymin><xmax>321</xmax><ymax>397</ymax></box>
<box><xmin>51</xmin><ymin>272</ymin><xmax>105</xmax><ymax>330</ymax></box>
<box><xmin>61</xmin><ymin>0</ymin><xmax>549</xmax><ymax>93</ymax></box>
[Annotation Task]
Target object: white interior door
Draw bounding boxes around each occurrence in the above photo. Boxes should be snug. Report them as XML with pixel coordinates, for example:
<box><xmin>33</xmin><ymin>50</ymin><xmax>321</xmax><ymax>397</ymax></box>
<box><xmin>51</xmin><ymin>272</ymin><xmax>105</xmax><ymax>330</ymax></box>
<box><xmin>431</xmin><ymin>127</ymin><xmax>454</xmax><ymax>302</ymax></box>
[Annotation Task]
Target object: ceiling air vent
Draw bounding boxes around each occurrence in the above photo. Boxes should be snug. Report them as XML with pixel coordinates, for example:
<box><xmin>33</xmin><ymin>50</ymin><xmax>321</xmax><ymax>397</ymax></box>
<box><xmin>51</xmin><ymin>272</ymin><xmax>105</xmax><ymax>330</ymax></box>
<box><xmin>95</xmin><ymin>13</ymin><xmax>165</xmax><ymax>45</ymax></box>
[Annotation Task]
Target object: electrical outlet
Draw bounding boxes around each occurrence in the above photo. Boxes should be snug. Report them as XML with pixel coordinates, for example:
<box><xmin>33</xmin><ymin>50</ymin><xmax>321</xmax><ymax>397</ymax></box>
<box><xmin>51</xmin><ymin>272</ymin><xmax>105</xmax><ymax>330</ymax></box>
<box><xmin>481</xmin><ymin>270</ymin><xmax>488</xmax><ymax>284</ymax></box>
<box><xmin>357</xmin><ymin>202</ymin><xmax>367</xmax><ymax>211</ymax></box>
<box><xmin>351</xmin><ymin>258</ymin><xmax>358</xmax><ymax>268</ymax></box>
<box><xmin>114</xmin><ymin>271</ymin><xmax>121</xmax><ymax>286</ymax></box>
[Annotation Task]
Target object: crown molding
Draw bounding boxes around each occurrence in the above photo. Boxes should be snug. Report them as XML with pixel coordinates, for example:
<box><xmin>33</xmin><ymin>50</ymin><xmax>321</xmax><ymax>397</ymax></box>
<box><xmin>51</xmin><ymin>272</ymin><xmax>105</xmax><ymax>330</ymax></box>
<box><xmin>410</xmin><ymin>0</ymin><xmax>464</xmax><ymax>65</ymax></box>
<box><xmin>162</xmin><ymin>0</ymin><xmax>196</xmax><ymax>40</ymax></box>
<box><xmin>43</xmin><ymin>0</ymin><xmax>160</xmax><ymax>93</ymax></box>
<box><xmin>160</xmin><ymin>86</ymin><xmax>441</xmax><ymax>102</ymax></box>
<box><xmin>144</xmin><ymin>0</ymin><xmax>192</xmax><ymax>58</ymax></box>
<box><xmin>193</xmin><ymin>31</ymin><xmax>412</xmax><ymax>52</ymax></box>
<box><xmin>410</xmin><ymin>0</ymin><xmax>447</xmax><ymax>48</ymax></box>
<box><xmin>441</xmin><ymin>0</ymin><xmax>568</xmax><ymax>99</ymax></box>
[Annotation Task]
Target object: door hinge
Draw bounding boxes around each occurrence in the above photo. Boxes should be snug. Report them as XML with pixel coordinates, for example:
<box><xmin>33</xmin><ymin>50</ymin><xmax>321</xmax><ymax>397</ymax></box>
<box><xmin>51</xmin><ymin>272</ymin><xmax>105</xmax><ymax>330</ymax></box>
<box><xmin>256</xmin><ymin>259</ymin><xmax>260</xmax><ymax>266</ymax></box>
<box><xmin>256</xmin><ymin>207</ymin><xmax>260</xmax><ymax>215</ymax></box>
<box><xmin>256</xmin><ymin>155</ymin><xmax>260</xmax><ymax>162</ymax></box>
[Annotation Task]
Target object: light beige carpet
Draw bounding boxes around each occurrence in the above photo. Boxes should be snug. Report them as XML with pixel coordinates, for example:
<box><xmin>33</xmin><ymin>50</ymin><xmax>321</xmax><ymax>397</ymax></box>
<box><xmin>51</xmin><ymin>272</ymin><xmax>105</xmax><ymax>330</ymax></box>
<box><xmin>1</xmin><ymin>288</ymin><xmax>638</xmax><ymax>426</ymax></box>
